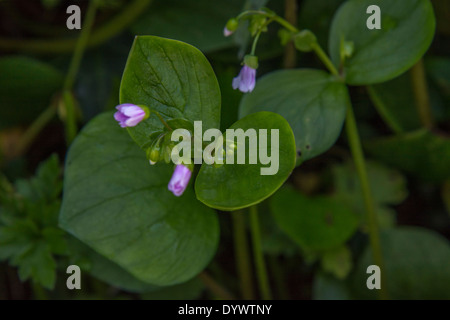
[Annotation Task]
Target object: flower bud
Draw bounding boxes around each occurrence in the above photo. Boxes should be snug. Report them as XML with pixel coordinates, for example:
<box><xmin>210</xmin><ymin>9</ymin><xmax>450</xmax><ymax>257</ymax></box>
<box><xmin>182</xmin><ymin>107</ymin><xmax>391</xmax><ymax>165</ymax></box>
<box><xmin>114</xmin><ymin>104</ymin><xmax>150</xmax><ymax>128</ymax></box>
<box><xmin>224</xmin><ymin>18</ymin><xmax>239</xmax><ymax>37</ymax></box>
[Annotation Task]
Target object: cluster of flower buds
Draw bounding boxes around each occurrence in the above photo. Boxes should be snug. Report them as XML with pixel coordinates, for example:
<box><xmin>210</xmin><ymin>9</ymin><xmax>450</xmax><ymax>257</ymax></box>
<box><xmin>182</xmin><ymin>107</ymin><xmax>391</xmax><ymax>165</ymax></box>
<box><xmin>114</xmin><ymin>104</ymin><xmax>193</xmax><ymax>197</ymax></box>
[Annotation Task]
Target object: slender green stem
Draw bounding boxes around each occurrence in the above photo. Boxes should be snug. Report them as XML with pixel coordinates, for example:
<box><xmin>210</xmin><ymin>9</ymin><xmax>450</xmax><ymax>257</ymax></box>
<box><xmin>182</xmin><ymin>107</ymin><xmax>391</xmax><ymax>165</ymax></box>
<box><xmin>232</xmin><ymin>211</ymin><xmax>255</xmax><ymax>300</ymax></box>
<box><xmin>410</xmin><ymin>59</ymin><xmax>433</xmax><ymax>129</ymax></box>
<box><xmin>62</xmin><ymin>90</ymin><xmax>78</xmax><ymax>145</ymax></box>
<box><xmin>152</xmin><ymin>110</ymin><xmax>172</xmax><ymax>131</ymax></box>
<box><xmin>0</xmin><ymin>0</ymin><xmax>153</xmax><ymax>54</ymax></box>
<box><xmin>283</xmin><ymin>0</ymin><xmax>298</xmax><ymax>69</ymax></box>
<box><xmin>62</xmin><ymin>0</ymin><xmax>98</xmax><ymax>145</ymax></box>
<box><xmin>310</xmin><ymin>43</ymin><xmax>339</xmax><ymax>76</ymax></box>
<box><xmin>15</xmin><ymin>104</ymin><xmax>57</xmax><ymax>156</ymax></box>
<box><xmin>345</xmin><ymin>103</ymin><xmax>388</xmax><ymax>300</ymax></box>
<box><xmin>239</xmin><ymin>11</ymin><xmax>338</xmax><ymax>76</ymax></box>
<box><xmin>367</xmin><ymin>86</ymin><xmax>404</xmax><ymax>134</ymax></box>
<box><xmin>250</xmin><ymin>18</ymin><xmax>273</xmax><ymax>56</ymax></box>
<box><xmin>63</xmin><ymin>1</ymin><xmax>98</xmax><ymax>91</ymax></box>
<box><xmin>249</xmin><ymin>205</ymin><xmax>272</xmax><ymax>300</ymax></box>
<box><xmin>198</xmin><ymin>272</ymin><xmax>236</xmax><ymax>300</ymax></box>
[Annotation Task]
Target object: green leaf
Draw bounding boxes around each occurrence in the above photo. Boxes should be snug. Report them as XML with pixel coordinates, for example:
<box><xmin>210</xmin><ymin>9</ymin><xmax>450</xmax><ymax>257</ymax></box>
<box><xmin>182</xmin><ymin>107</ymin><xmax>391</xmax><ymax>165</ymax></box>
<box><xmin>59</xmin><ymin>112</ymin><xmax>219</xmax><ymax>286</ymax></box>
<box><xmin>130</xmin><ymin>0</ymin><xmax>243</xmax><ymax>53</ymax></box>
<box><xmin>329</xmin><ymin>0</ymin><xmax>436</xmax><ymax>85</ymax></box>
<box><xmin>195</xmin><ymin>112</ymin><xmax>297</xmax><ymax>211</ymax></box>
<box><xmin>365</xmin><ymin>129</ymin><xmax>450</xmax><ymax>182</ymax></box>
<box><xmin>0</xmin><ymin>56</ymin><xmax>63</xmax><ymax>129</ymax></box>
<box><xmin>352</xmin><ymin>227</ymin><xmax>450</xmax><ymax>299</ymax></box>
<box><xmin>13</xmin><ymin>241</ymin><xmax>56</xmax><ymax>290</ymax></box>
<box><xmin>270</xmin><ymin>186</ymin><xmax>359</xmax><ymax>251</ymax></box>
<box><xmin>120</xmin><ymin>36</ymin><xmax>221</xmax><ymax>151</ymax></box>
<box><xmin>67</xmin><ymin>236</ymin><xmax>158</xmax><ymax>293</ymax></box>
<box><xmin>239</xmin><ymin>70</ymin><xmax>349</xmax><ymax>163</ymax></box>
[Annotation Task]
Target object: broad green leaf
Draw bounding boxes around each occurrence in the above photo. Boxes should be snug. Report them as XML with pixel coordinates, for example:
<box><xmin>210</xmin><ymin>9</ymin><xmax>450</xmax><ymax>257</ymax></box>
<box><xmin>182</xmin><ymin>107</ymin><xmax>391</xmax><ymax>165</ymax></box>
<box><xmin>329</xmin><ymin>0</ymin><xmax>436</xmax><ymax>85</ymax></box>
<box><xmin>130</xmin><ymin>0</ymin><xmax>243</xmax><ymax>53</ymax></box>
<box><xmin>239</xmin><ymin>70</ymin><xmax>349</xmax><ymax>163</ymax></box>
<box><xmin>352</xmin><ymin>227</ymin><xmax>450</xmax><ymax>299</ymax></box>
<box><xmin>120</xmin><ymin>36</ymin><xmax>221</xmax><ymax>151</ymax></box>
<box><xmin>195</xmin><ymin>112</ymin><xmax>296</xmax><ymax>211</ymax></box>
<box><xmin>59</xmin><ymin>112</ymin><xmax>219</xmax><ymax>286</ymax></box>
<box><xmin>365</xmin><ymin>129</ymin><xmax>450</xmax><ymax>182</ymax></box>
<box><xmin>0</xmin><ymin>56</ymin><xmax>63</xmax><ymax>129</ymax></box>
<box><xmin>68</xmin><ymin>236</ymin><xmax>158</xmax><ymax>293</ymax></box>
<box><xmin>367</xmin><ymin>73</ymin><xmax>421</xmax><ymax>134</ymax></box>
<box><xmin>271</xmin><ymin>186</ymin><xmax>359</xmax><ymax>251</ymax></box>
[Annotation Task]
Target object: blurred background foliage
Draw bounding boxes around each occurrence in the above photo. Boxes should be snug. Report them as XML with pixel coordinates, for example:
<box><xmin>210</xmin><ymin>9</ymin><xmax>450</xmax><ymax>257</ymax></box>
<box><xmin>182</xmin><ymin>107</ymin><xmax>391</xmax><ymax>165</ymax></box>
<box><xmin>0</xmin><ymin>0</ymin><xmax>449</xmax><ymax>300</ymax></box>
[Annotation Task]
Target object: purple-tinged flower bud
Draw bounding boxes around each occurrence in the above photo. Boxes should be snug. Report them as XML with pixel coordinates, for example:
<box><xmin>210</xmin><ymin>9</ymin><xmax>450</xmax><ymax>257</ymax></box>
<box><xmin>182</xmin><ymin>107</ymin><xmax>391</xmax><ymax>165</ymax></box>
<box><xmin>168</xmin><ymin>164</ymin><xmax>192</xmax><ymax>197</ymax></box>
<box><xmin>224</xmin><ymin>18</ymin><xmax>238</xmax><ymax>37</ymax></box>
<box><xmin>114</xmin><ymin>104</ymin><xmax>149</xmax><ymax>128</ymax></box>
<box><xmin>232</xmin><ymin>65</ymin><xmax>257</xmax><ymax>93</ymax></box>
<box><xmin>224</xmin><ymin>27</ymin><xmax>233</xmax><ymax>37</ymax></box>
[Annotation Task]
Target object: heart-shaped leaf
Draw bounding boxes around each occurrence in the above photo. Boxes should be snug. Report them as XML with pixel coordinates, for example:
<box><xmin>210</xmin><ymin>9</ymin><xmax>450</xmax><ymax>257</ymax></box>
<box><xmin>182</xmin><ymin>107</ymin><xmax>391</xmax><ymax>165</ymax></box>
<box><xmin>271</xmin><ymin>186</ymin><xmax>359</xmax><ymax>251</ymax></box>
<box><xmin>195</xmin><ymin>112</ymin><xmax>297</xmax><ymax>211</ymax></box>
<box><xmin>59</xmin><ymin>112</ymin><xmax>219</xmax><ymax>286</ymax></box>
<box><xmin>329</xmin><ymin>0</ymin><xmax>436</xmax><ymax>85</ymax></box>
<box><xmin>120</xmin><ymin>36</ymin><xmax>221</xmax><ymax>151</ymax></box>
<box><xmin>239</xmin><ymin>69</ymin><xmax>349</xmax><ymax>163</ymax></box>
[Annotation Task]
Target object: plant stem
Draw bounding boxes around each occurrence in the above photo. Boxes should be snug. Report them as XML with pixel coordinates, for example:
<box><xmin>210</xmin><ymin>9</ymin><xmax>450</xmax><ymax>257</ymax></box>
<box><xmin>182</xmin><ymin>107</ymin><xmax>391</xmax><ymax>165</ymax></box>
<box><xmin>62</xmin><ymin>0</ymin><xmax>98</xmax><ymax>145</ymax></box>
<box><xmin>231</xmin><ymin>211</ymin><xmax>255</xmax><ymax>300</ymax></box>
<box><xmin>0</xmin><ymin>0</ymin><xmax>153</xmax><ymax>54</ymax></box>
<box><xmin>15</xmin><ymin>104</ymin><xmax>57</xmax><ymax>156</ymax></box>
<box><xmin>283</xmin><ymin>0</ymin><xmax>297</xmax><ymax>69</ymax></box>
<box><xmin>239</xmin><ymin>11</ymin><xmax>339</xmax><ymax>76</ymax></box>
<box><xmin>345</xmin><ymin>103</ymin><xmax>388</xmax><ymax>300</ymax></box>
<box><xmin>410</xmin><ymin>59</ymin><xmax>433</xmax><ymax>129</ymax></box>
<box><xmin>311</xmin><ymin>43</ymin><xmax>339</xmax><ymax>76</ymax></box>
<box><xmin>367</xmin><ymin>86</ymin><xmax>404</xmax><ymax>134</ymax></box>
<box><xmin>152</xmin><ymin>111</ymin><xmax>172</xmax><ymax>131</ymax></box>
<box><xmin>198</xmin><ymin>272</ymin><xmax>235</xmax><ymax>300</ymax></box>
<box><xmin>249</xmin><ymin>205</ymin><xmax>272</xmax><ymax>300</ymax></box>
<box><xmin>63</xmin><ymin>1</ymin><xmax>98</xmax><ymax>91</ymax></box>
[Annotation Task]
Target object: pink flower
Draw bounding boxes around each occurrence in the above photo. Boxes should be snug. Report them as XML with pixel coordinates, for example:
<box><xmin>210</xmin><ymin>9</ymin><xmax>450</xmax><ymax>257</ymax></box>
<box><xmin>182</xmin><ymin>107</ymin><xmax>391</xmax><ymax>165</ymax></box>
<box><xmin>224</xmin><ymin>27</ymin><xmax>233</xmax><ymax>37</ymax></box>
<box><xmin>168</xmin><ymin>164</ymin><xmax>192</xmax><ymax>197</ymax></box>
<box><xmin>114</xmin><ymin>104</ymin><xmax>147</xmax><ymax>128</ymax></box>
<box><xmin>232</xmin><ymin>65</ymin><xmax>256</xmax><ymax>93</ymax></box>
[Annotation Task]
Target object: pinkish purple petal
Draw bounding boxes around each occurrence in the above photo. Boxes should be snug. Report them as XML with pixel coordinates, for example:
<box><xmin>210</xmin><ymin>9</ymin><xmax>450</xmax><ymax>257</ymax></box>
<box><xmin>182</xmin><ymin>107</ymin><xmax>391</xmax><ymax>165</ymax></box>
<box><xmin>168</xmin><ymin>164</ymin><xmax>192</xmax><ymax>197</ymax></box>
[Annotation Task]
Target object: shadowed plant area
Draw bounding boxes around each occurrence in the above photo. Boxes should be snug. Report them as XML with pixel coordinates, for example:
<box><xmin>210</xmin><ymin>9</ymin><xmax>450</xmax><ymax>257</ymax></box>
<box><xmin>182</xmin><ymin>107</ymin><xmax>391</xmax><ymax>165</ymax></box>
<box><xmin>0</xmin><ymin>0</ymin><xmax>449</xmax><ymax>302</ymax></box>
